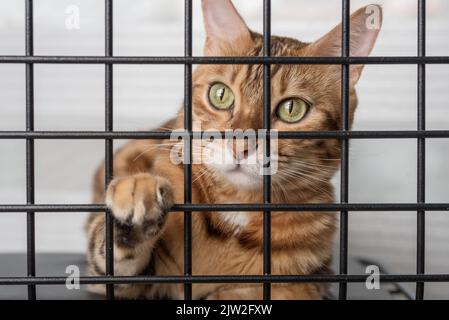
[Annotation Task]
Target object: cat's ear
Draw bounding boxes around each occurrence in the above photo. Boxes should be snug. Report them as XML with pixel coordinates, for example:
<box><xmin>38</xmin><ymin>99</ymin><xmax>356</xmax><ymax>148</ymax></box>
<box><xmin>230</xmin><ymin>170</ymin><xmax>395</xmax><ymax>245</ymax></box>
<box><xmin>309</xmin><ymin>4</ymin><xmax>383</xmax><ymax>84</ymax></box>
<box><xmin>201</xmin><ymin>0</ymin><xmax>253</xmax><ymax>56</ymax></box>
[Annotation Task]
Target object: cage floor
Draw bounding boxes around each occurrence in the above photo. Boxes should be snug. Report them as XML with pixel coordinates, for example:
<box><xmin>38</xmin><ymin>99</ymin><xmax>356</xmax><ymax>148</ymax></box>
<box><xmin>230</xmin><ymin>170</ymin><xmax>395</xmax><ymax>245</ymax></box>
<box><xmin>0</xmin><ymin>254</ymin><xmax>410</xmax><ymax>300</ymax></box>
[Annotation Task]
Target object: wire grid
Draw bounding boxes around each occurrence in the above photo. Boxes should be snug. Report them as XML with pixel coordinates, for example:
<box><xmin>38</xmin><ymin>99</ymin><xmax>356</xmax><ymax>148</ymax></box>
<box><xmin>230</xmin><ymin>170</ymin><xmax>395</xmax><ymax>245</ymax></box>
<box><xmin>0</xmin><ymin>0</ymin><xmax>448</xmax><ymax>301</ymax></box>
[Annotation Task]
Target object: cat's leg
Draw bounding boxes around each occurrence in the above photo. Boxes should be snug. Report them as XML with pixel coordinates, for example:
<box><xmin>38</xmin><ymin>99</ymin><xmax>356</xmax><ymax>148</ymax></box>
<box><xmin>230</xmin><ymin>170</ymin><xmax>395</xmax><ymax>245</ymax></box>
<box><xmin>271</xmin><ymin>284</ymin><xmax>322</xmax><ymax>300</ymax></box>
<box><xmin>205</xmin><ymin>286</ymin><xmax>263</xmax><ymax>300</ymax></box>
<box><xmin>205</xmin><ymin>284</ymin><xmax>322</xmax><ymax>300</ymax></box>
<box><xmin>86</xmin><ymin>173</ymin><xmax>174</xmax><ymax>299</ymax></box>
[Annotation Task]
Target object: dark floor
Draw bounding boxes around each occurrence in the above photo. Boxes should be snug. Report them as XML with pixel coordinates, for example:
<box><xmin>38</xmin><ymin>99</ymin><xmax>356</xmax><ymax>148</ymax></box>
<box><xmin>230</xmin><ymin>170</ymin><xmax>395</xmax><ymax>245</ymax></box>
<box><xmin>0</xmin><ymin>254</ymin><xmax>412</xmax><ymax>300</ymax></box>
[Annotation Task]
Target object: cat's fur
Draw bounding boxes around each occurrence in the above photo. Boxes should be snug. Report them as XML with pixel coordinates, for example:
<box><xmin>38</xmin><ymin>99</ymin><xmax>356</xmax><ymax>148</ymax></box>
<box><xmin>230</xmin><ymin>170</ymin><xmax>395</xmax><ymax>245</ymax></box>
<box><xmin>85</xmin><ymin>0</ymin><xmax>382</xmax><ymax>299</ymax></box>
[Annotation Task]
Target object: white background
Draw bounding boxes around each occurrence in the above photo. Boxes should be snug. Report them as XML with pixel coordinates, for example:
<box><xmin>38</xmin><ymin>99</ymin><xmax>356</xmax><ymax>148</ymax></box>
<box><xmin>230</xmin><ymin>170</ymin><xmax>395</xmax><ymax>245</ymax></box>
<box><xmin>0</xmin><ymin>0</ymin><xmax>449</xmax><ymax>298</ymax></box>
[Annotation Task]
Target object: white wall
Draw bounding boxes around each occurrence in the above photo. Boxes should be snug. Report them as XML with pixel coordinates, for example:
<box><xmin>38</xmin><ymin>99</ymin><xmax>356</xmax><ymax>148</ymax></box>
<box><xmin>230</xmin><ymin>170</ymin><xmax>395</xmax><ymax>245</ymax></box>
<box><xmin>1</xmin><ymin>0</ymin><xmax>449</xmax><ymax>298</ymax></box>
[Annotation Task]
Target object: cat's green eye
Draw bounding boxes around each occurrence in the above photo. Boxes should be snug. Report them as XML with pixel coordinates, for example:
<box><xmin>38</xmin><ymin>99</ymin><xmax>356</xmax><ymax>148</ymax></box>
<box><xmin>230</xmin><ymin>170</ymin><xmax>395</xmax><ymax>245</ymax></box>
<box><xmin>276</xmin><ymin>98</ymin><xmax>309</xmax><ymax>123</ymax></box>
<box><xmin>208</xmin><ymin>83</ymin><xmax>235</xmax><ymax>110</ymax></box>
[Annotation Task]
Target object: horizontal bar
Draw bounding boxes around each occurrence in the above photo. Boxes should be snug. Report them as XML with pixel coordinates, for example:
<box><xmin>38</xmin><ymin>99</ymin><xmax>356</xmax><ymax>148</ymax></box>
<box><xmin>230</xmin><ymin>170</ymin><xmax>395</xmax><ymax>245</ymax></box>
<box><xmin>1</xmin><ymin>56</ymin><xmax>449</xmax><ymax>65</ymax></box>
<box><xmin>0</xmin><ymin>203</ymin><xmax>448</xmax><ymax>213</ymax></box>
<box><xmin>1</xmin><ymin>130</ymin><xmax>449</xmax><ymax>140</ymax></box>
<box><xmin>0</xmin><ymin>274</ymin><xmax>448</xmax><ymax>285</ymax></box>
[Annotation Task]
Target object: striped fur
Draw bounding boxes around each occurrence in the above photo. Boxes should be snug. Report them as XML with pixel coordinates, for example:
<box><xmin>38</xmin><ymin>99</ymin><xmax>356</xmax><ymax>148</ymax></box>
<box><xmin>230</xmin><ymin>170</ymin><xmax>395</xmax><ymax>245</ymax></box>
<box><xmin>85</xmin><ymin>1</ymin><xmax>382</xmax><ymax>299</ymax></box>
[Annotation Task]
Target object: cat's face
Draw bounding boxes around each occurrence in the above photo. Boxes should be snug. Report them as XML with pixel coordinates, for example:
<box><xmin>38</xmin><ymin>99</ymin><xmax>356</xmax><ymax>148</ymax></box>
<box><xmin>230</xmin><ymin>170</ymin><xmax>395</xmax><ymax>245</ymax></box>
<box><xmin>187</xmin><ymin>0</ymin><xmax>382</xmax><ymax>191</ymax></box>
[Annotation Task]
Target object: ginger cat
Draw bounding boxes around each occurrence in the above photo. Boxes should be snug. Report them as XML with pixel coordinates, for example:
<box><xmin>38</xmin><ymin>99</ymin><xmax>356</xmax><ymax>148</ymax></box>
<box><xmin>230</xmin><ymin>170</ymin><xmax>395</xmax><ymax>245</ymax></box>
<box><xmin>85</xmin><ymin>0</ymin><xmax>382</xmax><ymax>299</ymax></box>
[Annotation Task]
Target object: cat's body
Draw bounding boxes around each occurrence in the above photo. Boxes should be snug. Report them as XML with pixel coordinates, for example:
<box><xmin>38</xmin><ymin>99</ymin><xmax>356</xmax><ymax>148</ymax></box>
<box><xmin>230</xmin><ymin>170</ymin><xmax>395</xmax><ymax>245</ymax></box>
<box><xmin>85</xmin><ymin>0</ymin><xmax>382</xmax><ymax>299</ymax></box>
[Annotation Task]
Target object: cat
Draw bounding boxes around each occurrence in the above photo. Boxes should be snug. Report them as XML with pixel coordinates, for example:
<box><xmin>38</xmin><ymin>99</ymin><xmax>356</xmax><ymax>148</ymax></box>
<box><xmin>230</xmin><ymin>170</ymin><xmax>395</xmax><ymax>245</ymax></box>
<box><xmin>85</xmin><ymin>0</ymin><xmax>382</xmax><ymax>299</ymax></box>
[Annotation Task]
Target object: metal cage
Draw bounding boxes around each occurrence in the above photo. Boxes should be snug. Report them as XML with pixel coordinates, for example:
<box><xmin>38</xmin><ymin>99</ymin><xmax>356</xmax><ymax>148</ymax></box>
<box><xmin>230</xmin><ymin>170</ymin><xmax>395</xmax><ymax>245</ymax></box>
<box><xmin>0</xmin><ymin>0</ymin><xmax>449</xmax><ymax>300</ymax></box>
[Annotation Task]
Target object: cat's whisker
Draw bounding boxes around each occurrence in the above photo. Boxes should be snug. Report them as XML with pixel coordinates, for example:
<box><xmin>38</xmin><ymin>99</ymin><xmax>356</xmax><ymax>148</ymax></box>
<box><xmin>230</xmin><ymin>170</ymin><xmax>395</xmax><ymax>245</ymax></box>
<box><xmin>192</xmin><ymin>167</ymin><xmax>211</xmax><ymax>184</ymax></box>
<box><xmin>276</xmin><ymin>169</ymin><xmax>334</xmax><ymax>198</ymax></box>
<box><xmin>280</xmin><ymin>158</ymin><xmax>339</xmax><ymax>170</ymax></box>
<box><xmin>137</xmin><ymin>142</ymin><xmax>205</xmax><ymax>151</ymax></box>
<box><xmin>281</xmin><ymin>167</ymin><xmax>331</xmax><ymax>184</ymax></box>
<box><xmin>284</xmin><ymin>178</ymin><xmax>333</xmax><ymax>199</ymax></box>
<box><xmin>133</xmin><ymin>144</ymin><xmax>204</xmax><ymax>162</ymax></box>
<box><xmin>278</xmin><ymin>164</ymin><xmax>333</xmax><ymax>179</ymax></box>
<box><xmin>289</xmin><ymin>158</ymin><xmax>339</xmax><ymax>167</ymax></box>
<box><xmin>139</xmin><ymin>142</ymin><xmax>177</xmax><ymax>146</ymax></box>
<box><xmin>284</xmin><ymin>165</ymin><xmax>334</xmax><ymax>176</ymax></box>
<box><xmin>272</xmin><ymin>179</ymin><xmax>288</xmax><ymax>201</ymax></box>
<box><xmin>272</xmin><ymin>175</ymin><xmax>306</xmax><ymax>201</ymax></box>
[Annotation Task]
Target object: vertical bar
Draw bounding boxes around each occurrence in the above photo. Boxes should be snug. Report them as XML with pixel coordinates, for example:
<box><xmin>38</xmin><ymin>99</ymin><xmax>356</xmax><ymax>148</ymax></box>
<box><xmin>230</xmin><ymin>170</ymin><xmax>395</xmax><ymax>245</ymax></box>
<box><xmin>339</xmin><ymin>0</ymin><xmax>350</xmax><ymax>300</ymax></box>
<box><xmin>416</xmin><ymin>0</ymin><xmax>426</xmax><ymax>300</ymax></box>
<box><xmin>183</xmin><ymin>0</ymin><xmax>193</xmax><ymax>300</ymax></box>
<box><xmin>25</xmin><ymin>0</ymin><xmax>36</xmax><ymax>300</ymax></box>
<box><xmin>262</xmin><ymin>0</ymin><xmax>272</xmax><ymax>301</ymax></box>
<box><xmin>104</xmin><ymin>0</ymin><xmax>114</xmax><ymax>300</ymax></box>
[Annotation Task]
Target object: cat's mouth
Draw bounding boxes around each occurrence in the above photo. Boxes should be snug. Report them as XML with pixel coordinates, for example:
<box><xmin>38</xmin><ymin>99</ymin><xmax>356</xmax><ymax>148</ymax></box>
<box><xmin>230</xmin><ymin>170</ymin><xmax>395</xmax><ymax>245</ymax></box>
<box><xmin>226</xmin><ymin>163</ymin><xmax>254</xmax><ymax>175</ymax></box>
<box><xmin>227</xmin><ymin>164</ymin><xmax>242</xmax><ymax>173</ymax></box>
<box><xmin>218</xmin><ymin>163</ymin><xmax>263</xmax><ymax>188</ymax></box>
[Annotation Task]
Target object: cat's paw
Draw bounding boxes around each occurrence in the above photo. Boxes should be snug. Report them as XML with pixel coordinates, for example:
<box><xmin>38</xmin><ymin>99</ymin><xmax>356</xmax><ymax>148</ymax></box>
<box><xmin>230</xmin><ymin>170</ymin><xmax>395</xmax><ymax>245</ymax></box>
<box><xmin>105</xmin><ymin>173</ymin><xmax>174</xmax><ymax>233</ymax></box>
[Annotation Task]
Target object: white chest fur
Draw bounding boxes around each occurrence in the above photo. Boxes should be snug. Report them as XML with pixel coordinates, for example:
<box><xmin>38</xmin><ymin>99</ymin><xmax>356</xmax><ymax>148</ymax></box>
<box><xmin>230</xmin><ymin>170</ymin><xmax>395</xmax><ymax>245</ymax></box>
<box><xmin>218</xmin><ymin>211</ymin><xmax>249</xmax><ymax>234</ymax></box>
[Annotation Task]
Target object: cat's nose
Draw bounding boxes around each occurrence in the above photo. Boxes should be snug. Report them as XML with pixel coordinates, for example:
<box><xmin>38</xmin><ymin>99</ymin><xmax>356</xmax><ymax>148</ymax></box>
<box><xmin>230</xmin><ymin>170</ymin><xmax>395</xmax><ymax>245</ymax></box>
<box><xmin>227</xmin><ymin>138</ymin><xmax>257</xmax><ymax>161</ymax></box>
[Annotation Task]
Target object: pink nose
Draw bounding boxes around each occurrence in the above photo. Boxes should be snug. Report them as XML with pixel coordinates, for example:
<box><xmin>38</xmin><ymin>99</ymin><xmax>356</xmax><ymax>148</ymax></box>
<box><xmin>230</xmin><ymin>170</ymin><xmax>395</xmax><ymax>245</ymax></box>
<box><xmin>227</xmin><ymin>139</ymin><xmax>257</xmax><ymax>161</ymax></box>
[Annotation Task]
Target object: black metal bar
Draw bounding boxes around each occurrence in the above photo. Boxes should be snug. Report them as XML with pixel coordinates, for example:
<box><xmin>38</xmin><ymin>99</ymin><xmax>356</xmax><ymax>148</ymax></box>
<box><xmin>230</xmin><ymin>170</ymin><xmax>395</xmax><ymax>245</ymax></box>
<box><xmin>1</xmin><ymin>55</ymin><xmax>449</xmax><ymax>65</ymax></box>
<box><xmin>262</xmin><ymin>0</ymin><xmax>272</xmax><ymax>301</ymax></box>
<box><xmin>183</xmin><ymin>0</ymin><xmax>193</xmax><ymax>301</ymax></box>
<box><xmin>104</xmin><ymin>0</ymin><xmax>114</xmax><ymax>300</ymax></box>
<box><xmin>2</xmin><ymin>130</ymin><xmax>449</xmax><ymax>140</ymax></box>
<box><xmin>1</xmin><ymin>203</ymin><xmax>449</xmax><ymax>213</ymax></box>
<box><xmin>416</xmin><ymin>0</ymin><xmax>426</xmax><ymax>300</ymax></box>
<box><xmin>25</xmin><ymin>0</ymin><xmax>36</xmax><ymax>301</ymax></box>
<box><xmin>0</xmin><ymin>274</ymin><xmax>449</xmax><ymax>286</ymax></box>
<box><xmin>339</xmin><ymin>0</ymin><xmax>350</xmax><ymax>300</ymax></box>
